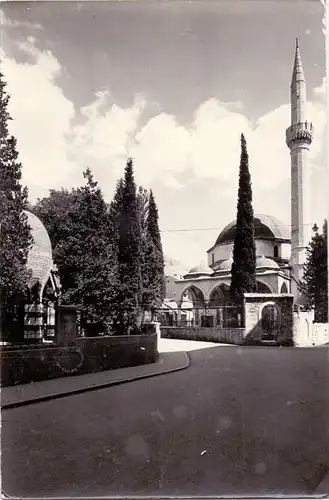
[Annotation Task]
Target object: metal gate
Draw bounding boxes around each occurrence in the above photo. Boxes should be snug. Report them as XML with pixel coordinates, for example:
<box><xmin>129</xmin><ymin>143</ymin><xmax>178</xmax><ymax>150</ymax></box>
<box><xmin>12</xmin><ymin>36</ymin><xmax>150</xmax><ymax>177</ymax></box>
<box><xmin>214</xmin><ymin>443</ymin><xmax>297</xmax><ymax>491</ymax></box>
<box><xmin>261</xmin><ymin>304</ymin><xmax>281</xmax><ymax>342</ymax></box>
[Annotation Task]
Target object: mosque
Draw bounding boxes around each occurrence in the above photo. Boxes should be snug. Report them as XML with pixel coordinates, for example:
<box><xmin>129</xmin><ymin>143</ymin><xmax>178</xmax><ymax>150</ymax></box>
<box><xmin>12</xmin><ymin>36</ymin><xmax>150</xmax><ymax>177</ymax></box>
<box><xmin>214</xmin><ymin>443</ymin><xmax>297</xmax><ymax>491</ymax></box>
<box><xmin>167</xmin><ymin>39</ymin><xmax>314</xmax><ymax>312</ymax></box>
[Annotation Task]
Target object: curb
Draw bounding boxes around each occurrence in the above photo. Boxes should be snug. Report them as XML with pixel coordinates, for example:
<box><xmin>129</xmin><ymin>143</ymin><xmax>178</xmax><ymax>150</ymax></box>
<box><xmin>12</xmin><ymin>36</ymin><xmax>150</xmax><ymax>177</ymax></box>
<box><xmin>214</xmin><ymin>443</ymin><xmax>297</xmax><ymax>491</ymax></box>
<box><xmin>1</xmin><ymin>352</ymin><xmax>190</xmax><ymax>410</ymax></box>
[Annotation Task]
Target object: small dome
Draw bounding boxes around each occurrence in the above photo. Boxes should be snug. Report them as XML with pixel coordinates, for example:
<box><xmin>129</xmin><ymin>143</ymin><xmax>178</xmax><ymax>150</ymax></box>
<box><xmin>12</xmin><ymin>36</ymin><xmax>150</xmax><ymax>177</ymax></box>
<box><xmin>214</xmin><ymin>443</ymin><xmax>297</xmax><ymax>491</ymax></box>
<box><xmin>217</xmin><ymin>258</ymin><xmax>233</xmax><ymax>271</ymax></box>
<box><xmin>256</xmin><ymin>256</ymin><xmax>280</xmax><ymax>269</ymax></box>
<box><xmin>186</xmin><ymin>263</ymin><xmax>212</xmax><ymax>275</ymax></box>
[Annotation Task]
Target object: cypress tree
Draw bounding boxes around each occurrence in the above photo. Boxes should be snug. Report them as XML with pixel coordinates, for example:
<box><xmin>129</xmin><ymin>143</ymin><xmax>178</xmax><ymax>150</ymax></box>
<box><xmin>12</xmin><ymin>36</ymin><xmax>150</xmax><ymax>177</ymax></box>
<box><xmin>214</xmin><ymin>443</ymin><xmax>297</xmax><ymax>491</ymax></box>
<box><xmin>300</xmin><ymin>221</ymin><xmax>328</xmax><ymax>322</ymax></box>
<box><xmin>142</xmin><ymin>190</ymin><xmax>166</xmax><ymax>315</ymax></box>
<box><xmin>137</xmin><ymin>186</ymin><xmax>149</xmax><ymax>238</ymax></box>
<box><xmin>230</xmin><ymin>134</ymin><xmax>256</xmax><ymax>303</ymax></box>
<box><xmin>0</xmin><ymin>72</ymin><xmax>33</xmax><ymax>337</ymax></box>
<box><xmin>112</xmin><ymin>158</ymin><xmax>142</xmax><ymax>334</ymax></box>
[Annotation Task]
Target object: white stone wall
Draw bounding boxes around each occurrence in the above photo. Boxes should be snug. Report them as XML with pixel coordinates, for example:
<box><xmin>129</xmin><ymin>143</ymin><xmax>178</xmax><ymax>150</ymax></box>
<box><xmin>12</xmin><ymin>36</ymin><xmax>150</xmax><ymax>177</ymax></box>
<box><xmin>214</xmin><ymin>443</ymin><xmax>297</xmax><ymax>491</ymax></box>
<box><xmin>208</xmin><ymin>242</ymin><xmax>233</xmax><ymax>266</ymax></box>
<box><xmin>312</xmin><ymin>323</ymin><xmax>329</xmax><ymax>346</ymax></box>
<box><xmin>293</xmin><ymin>309</ymin><xmax>328</xmax><ymax>346</ymax></box>
<box><xmin>255</xmin><ymin>240</ymin><xmax>276</xmax><ymax>257</ymax></box>
<box><xmin>281</xmin><ymin>242</ymin><xmax>291</xmax><ymax>260</ymax></box>
<box><xmin>293</xmin><ymin>310</ymin><xmax>313</xmax><ymax>346</ymax></box>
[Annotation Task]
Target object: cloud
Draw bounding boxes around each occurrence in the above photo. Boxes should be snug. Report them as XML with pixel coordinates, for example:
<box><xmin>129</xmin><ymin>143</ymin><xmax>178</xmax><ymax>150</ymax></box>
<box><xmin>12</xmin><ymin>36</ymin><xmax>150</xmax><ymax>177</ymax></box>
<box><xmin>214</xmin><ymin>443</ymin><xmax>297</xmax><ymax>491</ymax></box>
<box><xmin>1</xmin><ymin>38</ymin><xmax>326</xmax><ymax>265</ymax></box>
<box><xmin>0</xmin><ymin>10</ymin><xmax>43</xmax><ymax>30</ymax></box>
<box><xmin>1</xmin><ymin>39</ymin><xmax>75</xmax><ymax>193</ymax></box>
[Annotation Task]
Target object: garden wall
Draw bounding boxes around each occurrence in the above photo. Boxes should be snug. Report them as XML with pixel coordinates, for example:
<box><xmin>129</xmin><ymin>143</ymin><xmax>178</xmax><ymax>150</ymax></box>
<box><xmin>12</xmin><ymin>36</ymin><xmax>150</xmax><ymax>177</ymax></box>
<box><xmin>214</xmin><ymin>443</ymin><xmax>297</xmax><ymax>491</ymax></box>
<box><xmin>160</xmin><ymin>326</ymin><xmax>245</xmax><ymax>345</ymax></box>
<box><xmin>0</xmin><ymin>333</ymin><xmax>158</xmax><ymax>387</ymax></box>
<box><xmin>312</xmin><ymin>323</ymin><xmax>329</xmax><ymax>345</ymax></box>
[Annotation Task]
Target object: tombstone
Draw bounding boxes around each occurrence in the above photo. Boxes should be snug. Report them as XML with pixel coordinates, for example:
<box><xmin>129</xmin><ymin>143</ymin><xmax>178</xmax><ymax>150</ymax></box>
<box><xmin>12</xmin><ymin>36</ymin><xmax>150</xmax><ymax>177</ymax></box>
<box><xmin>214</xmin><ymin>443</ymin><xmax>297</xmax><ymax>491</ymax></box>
<box><xmin>55</xmin><ymin>305</ymin><xmax>78</xmax><ymax>346</ymax></box>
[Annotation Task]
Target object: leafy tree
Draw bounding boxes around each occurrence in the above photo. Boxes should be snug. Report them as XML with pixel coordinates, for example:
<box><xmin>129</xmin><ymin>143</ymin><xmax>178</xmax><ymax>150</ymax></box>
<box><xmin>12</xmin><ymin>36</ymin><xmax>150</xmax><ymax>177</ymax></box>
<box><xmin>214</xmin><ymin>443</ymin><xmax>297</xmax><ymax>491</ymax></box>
<box><xmin>110</xmin><ymin>158</ymin><xmax>142</xmax><ymax>334</ymax></box>
<box><xmin>33</xmin><ymin>169</ymin><xmax>117</xmax><ymax>334</ymax></box>
<box><xmin>230</xmin><ymin>134</ymin><xmax>256</xmax><ymax>303</ymax></box>
<box><xmin>141</xmin><ymin>190</ymin><xmax>166</xmax><ymax>316</ymax></box>
<box><xmin>300</xmin><ymin>221</ymin><xmax>328</xmax><ymax>322</ymax></box>
<box><xmin>0</xmin><ymin>72</ymin><xmax>33</xmax><ymax>317</ymax></box>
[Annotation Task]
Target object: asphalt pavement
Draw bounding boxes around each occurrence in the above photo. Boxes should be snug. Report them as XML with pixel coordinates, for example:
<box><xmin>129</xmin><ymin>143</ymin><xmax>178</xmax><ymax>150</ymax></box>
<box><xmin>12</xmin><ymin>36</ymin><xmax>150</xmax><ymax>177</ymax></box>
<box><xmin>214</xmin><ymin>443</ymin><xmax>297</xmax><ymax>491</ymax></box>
<box><xmin>2</xmin><ymin>343</ymin><xmax>329</xmax><ymax>497</ymax></box>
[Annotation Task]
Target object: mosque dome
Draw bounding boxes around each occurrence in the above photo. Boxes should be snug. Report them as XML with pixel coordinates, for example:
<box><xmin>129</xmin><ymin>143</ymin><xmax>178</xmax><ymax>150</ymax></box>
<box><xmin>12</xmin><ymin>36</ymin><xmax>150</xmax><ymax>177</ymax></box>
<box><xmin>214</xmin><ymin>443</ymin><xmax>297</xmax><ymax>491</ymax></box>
<box><xmin>256</xmin><ymin>256</ymin><xmax>280</xmax><ymax>269</ymax></box>
<box><xmin>25</xmin><ymin>210</ymin><xmax>53</xmax><ymax>287</ymax></box>
<box><xmin>214</xmin><ymin>214</ymin><xmax>290</xmax><ymax>247</ymax></box>
<box><xmin>184</xmin><ymin>263</ymin><xmax>212</xmax><ymax>277</ymax></box>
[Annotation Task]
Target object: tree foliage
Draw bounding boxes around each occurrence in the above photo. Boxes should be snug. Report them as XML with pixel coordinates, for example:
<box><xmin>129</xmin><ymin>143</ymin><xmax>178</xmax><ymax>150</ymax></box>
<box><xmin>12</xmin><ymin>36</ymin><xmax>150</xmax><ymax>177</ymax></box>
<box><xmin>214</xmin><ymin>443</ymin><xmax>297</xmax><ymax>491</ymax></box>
<box><xmin>33</xmin><ymin>169</ymin><xmax>117</xmax><ymax>334</ymax></box>
<box><xmin>0</xmin><ymin>71</ymin><xmax>33</xmax><ymax>307</ymax></box>
<box><xmin>33</xmin><ymin>157</ymin><xmax>166</xmax><ymax>335</ymax></box>
<box><xmin>109</xmin><ymin>159</ymin><xmax>142</xmax><ymax>334</ymax></box>
<box><xmin>300</xmin><ymin>221</ymin><xmax>328</xmax><ymax>322</ymax></box>
<box><xmin>141</xmin><ymin>190</ymin><xmax>166</xmax><ymax>314</ymax></box>
<box><xmin>230</xmin><ymin>134</ymin><xmax>256</xmax><ymax>303</ymax></box>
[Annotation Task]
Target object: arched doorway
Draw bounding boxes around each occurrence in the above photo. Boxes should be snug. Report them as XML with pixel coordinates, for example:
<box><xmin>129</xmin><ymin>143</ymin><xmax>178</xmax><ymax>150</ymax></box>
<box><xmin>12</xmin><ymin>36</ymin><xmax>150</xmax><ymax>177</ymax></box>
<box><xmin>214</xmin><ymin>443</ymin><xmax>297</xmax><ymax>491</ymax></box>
<box><xmin>183</xmin><ymin>286</ymin><xmax>205</xmax><ymax>307</ymax></box>
<box><xmin>208</xmin><ymin>284</ymin><xmax>232</xmax><ymax>327</ymax></box>
<box><xmin>261</xmin><ymin>304</ymin><xmax>281</xmax><ymax>342</ymax></box>
<box><xmin>180</xmin><ymin>286</ymin><xmax>205</xmax><ymax>327</ymax></box>
<box><xmin>209</xmin><ymin>284</ymin><xmax>230</xmax><ymax>306</ymax></box>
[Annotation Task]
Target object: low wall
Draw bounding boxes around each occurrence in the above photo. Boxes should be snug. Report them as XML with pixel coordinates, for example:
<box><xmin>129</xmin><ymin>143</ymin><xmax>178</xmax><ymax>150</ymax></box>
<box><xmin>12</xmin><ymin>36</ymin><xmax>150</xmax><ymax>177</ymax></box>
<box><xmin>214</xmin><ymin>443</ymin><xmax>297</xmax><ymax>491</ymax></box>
<box><xmin>312</xmin><ymin>323</ymin><xmax>329</xmax><ymax>346</ymax></box>
<box><xmin>293</xmin><ymin>309</ymin><xmax>329</xmax><ymax>347</ymax></box>
<box><xmin>293</xmin><ymin>310</ymin><xmax>313</xmax><ymax>347</ymax></box>
<box><xmin>160</xmin><ymin>326</ymin><xmax>245</xmax><ymax>345</ymax></box>
<box><xmin>0</xmin><ymin>333</ymin><xmax>158</xmax><ymax>387</ymax></box>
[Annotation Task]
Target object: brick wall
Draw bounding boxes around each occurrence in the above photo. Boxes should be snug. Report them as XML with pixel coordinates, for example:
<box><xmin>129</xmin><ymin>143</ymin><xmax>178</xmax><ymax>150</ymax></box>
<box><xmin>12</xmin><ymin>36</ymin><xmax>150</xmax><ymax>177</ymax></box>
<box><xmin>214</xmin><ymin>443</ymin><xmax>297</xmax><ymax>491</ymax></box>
<box><xmin>0</xmin><ymin>333</ymin><xmax>158</xmax><ymax>387</ymax></box>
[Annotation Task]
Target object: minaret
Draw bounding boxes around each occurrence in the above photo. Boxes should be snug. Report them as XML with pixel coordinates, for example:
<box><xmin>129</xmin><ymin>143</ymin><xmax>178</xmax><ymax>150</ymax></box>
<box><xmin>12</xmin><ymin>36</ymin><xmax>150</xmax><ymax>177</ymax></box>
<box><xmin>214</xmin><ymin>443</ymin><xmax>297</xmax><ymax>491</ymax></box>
<box><xmin>286</xmin><ymin>38</ymin><xmax>313</xmax><ymax>302</ymax></box>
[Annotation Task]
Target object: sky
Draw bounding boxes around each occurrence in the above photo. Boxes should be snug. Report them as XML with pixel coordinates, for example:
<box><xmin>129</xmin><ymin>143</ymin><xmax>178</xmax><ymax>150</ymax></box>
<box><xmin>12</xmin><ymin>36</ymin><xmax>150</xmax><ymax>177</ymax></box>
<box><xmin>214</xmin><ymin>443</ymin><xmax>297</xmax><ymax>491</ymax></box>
<box><xmin>0</xmin><ymin>0</ymin><xmax>327</xmax><ymax>269</ymax></box>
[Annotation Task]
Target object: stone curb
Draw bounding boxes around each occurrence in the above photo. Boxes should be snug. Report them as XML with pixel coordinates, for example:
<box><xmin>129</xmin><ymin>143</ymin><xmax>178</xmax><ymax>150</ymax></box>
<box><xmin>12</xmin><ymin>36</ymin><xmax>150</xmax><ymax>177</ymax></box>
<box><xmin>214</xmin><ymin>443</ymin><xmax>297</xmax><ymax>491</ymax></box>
<box><xmin>1</xmin><ymin>352</ymin><xmax>190</xmax><ymax>410</ymax></box>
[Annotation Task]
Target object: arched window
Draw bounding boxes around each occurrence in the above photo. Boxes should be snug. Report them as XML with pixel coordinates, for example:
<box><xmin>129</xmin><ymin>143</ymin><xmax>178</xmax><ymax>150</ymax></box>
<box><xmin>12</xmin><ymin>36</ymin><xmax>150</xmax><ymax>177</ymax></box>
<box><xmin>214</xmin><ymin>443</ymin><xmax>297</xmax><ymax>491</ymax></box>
<box><xmin>274</xmin><ymin>244</ymin><xmax>279</xmax><ymax>258</ymax></box>
<box><xmin>212</xmin><ymin>253</ymin><xmax>215</xmax><ymax>264</ymax></box>
<box><xmin>256</xmin><ymin>281</ymin><xmax>272</xmax><ymax>293</ymax></box>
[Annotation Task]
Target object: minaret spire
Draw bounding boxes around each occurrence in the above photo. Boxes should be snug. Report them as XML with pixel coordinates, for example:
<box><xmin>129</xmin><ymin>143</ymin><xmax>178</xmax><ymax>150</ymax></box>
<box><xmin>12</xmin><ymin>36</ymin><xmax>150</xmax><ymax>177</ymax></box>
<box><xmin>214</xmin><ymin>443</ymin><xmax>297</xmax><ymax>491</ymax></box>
<box><xmin>291</xmin><ymin>37</ymin><xmax>305</xmax><ymax>89</ymax></box>
<box><xmin>286</xmin><ymin>39</ymin><xmax>313</xmax><ymax>304</ymax></box>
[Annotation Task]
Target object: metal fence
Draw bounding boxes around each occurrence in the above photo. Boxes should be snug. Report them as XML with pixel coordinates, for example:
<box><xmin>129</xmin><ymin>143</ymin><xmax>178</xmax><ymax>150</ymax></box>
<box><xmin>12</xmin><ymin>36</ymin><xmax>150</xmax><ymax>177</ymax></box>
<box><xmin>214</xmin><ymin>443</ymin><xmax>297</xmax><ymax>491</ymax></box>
<box><xmin>154</xmin><ymin>305</ymin><xmax>244</xmax><ymax>329</ymax></box>
<box><xmin>0</xmin><ymin>302</ymin><xmax>56</xmax><ymax>343</ymax></box>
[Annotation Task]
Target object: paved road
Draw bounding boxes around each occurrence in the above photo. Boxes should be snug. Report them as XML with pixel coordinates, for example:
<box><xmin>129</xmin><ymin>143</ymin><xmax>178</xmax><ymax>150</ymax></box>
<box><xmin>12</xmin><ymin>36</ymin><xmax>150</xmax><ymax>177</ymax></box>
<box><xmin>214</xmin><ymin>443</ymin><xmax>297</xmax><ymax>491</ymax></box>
<box><xmin>2</xmin><ymin>345</ymin><xmax>328</xmax><ymax>497</ymax></box>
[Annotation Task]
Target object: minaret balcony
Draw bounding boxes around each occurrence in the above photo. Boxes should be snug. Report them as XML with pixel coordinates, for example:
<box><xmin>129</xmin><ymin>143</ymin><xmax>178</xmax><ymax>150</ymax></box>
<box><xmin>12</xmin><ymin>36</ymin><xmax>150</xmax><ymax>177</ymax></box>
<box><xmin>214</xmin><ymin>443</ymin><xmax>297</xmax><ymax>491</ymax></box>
<box><xmin>286</xmin><ymin>121</ymin><xmax>313</xmax><ymax>148</ymax></box>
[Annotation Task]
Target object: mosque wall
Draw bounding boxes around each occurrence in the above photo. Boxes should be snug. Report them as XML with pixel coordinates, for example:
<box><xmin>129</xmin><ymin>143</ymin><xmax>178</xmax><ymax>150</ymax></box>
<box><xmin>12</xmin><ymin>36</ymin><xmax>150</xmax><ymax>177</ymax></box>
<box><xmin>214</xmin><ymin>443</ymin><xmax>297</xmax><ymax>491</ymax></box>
<box><xmin>208</xmin><ymin>239</ymin><xmax>291</xmax><ymax>268</ymax></box>
<box><xmin>255</xmin><ymin>240</ymin><xmax>276</xmax><ymax>258</ymax></box>
<box><xmin>208</xmin><ymin>242</ymin><xmax>233</xmax><ymax>266</ymax></box>
<box><xmin>281</xmin><ymin>242</ymin><xmax>291</xmax><ymax>260</ymax></box>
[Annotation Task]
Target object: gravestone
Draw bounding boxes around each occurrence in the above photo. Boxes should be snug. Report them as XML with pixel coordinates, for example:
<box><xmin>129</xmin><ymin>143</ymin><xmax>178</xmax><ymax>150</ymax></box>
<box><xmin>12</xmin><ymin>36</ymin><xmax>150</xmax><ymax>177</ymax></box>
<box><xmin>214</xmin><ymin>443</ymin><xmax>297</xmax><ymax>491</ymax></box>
<box><xmin>55</xmin><ymin>305</ymin><xmax>78</xmax><ymax>346</ymax></box>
